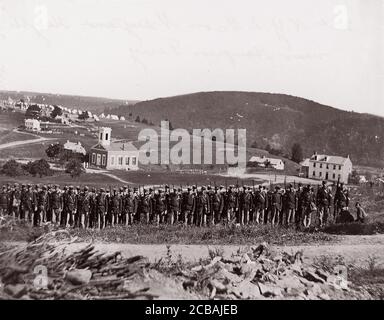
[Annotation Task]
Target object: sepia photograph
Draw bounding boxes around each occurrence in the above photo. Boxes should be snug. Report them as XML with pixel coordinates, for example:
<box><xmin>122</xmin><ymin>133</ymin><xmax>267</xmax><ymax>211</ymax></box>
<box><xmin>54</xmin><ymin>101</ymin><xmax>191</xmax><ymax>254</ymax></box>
<box><xmin>0</xmin><ymin>0</ymin><xmax>383</xmax><ymax>309</ymax></box>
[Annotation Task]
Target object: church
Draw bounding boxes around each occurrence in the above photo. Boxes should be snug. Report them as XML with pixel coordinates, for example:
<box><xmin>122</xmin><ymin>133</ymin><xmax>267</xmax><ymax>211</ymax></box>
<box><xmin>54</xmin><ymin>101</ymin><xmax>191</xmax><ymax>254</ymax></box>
<box><xmin>89</xmin><ymin>127</ymin><xmax>139</xmax><ymax>171</ymax></box>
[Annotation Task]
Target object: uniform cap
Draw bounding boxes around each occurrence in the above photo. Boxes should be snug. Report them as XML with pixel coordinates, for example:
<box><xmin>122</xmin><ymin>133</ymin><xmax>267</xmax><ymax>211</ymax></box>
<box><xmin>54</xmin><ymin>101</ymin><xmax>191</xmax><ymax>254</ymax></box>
<box><xmin>84</xmin><ymin>186</ymin><xmax>89</xmax><ymax>191</ymax></box>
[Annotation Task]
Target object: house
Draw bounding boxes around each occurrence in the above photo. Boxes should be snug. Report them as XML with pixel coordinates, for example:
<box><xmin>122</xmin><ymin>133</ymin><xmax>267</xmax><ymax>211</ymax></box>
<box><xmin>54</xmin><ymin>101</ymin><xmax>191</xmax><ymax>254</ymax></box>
<box><xmin>24</xmin><ymin>119</ymin><xmax>41</xmax><ymax>132</ymax></box>
<box><xmin>248</xmin><ymin>155</ymin><xmax>285</xmax><ymax>170</ymax></box>
<box><xmin>119</xmin><ymin>116</ymin><xmax>126</xmax><ymax>121</ymax></box>
<box><xmin>299</xmin><ymin>158</ymin><xmax>311</xmax><ymax>177</ymax></box>
<box><xmin>110</xmin><ymin>115</ymin><xmax>119</xmax><ymax>121</ymax></box>
<box><xmin>89</xmin><ymin>127</ymin><xmax>139</xmax><ymax>171</ymax></box>
<box><xmin>307</xmin><ymin>152</ymin><xmax>352</xmax><ymax>184</ymax></box>
<box><xmin>64</xmin><ymin>140</ymin><xmax>86</xmax><ymax>155</ymax></box>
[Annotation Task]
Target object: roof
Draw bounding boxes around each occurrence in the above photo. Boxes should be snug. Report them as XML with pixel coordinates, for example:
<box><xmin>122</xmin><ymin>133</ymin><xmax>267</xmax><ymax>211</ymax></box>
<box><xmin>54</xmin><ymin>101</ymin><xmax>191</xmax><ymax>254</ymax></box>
<box><xmin>249</xmin><ymin>156</ymin><xmax>283</xmax><ymax>165</ymax></box>
<box><xmin>91</xmin><ymin>141</ymin><xmax>138</xmax><ymax>153</ymax></box>
<box><xmin>309</xmin><ymin>154</ymin><xmax>350</xmax><ymax>165</ymax></box>
<box><xmin>300</xmin><ymin>158</ymin><xmax>310</xmax><ymax>167</ymax></box>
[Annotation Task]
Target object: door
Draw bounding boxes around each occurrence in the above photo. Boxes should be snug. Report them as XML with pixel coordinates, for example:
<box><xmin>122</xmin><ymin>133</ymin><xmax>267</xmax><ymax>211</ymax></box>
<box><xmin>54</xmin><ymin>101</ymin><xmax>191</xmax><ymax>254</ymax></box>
<box><xmin>325</xmin><ymin>172</ymin><xmax>329</xmax><ymax>180</ymax></box>
<box><xmin>96</xmin><ymin>154</ymin><xmax>101</xmax><ymax>166</ymax></box>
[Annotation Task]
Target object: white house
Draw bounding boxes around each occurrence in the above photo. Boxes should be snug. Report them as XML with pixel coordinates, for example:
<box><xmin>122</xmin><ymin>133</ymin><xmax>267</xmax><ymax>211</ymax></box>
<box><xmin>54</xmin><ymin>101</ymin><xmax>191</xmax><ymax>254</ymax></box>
<box><xmin>24</xmin><ymin>119</ymin><xmax>41</xmax><ymax>132</ymax></box>
<box><xmin>307</xmin><ymin>152</ymin><xmax>353</xmax><ymax>184</ymax></box>
<box><xmin>89</xmin><ymin>127</ymin><xmax>139</xmax><ymax>171</ymax></box>
<box><xmin>248</xmin><ymin>155</ymin><xmax>285</xmax><ymax>170</ymax></box>
<box><xmin>64</xmin><ymin>140</ymin><xmax>86</xmax><ymax>155</ymax></box>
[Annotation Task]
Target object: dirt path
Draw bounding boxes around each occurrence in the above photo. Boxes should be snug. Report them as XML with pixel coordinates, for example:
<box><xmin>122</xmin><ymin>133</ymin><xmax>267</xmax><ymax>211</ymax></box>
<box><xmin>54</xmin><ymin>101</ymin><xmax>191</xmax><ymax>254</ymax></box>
<box><xmin>8</xmin><ymin>234</ymin><xmax>382</xmax><ymax>267</ymax></box>
<box><xmin>0</xmin><ymin>130</ymin><xmax>54</xmax><ymax>150</ymax></box>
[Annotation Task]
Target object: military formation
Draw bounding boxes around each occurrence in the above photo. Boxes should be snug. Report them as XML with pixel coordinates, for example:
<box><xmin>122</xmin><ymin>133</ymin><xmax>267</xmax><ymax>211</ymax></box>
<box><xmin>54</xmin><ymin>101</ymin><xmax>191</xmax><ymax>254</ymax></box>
<box><xmin>0</xmin><ymin>181</ymin><xmax>351</xmax><ymax>229</ymax></box>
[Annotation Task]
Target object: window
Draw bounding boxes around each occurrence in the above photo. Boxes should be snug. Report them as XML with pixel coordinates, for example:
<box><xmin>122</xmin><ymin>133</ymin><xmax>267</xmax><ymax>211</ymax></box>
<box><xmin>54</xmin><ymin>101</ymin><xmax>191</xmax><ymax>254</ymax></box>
<box><xmin>320</xmin><ymin>163</ymin><xmax>322</xmax><ymax>168</ymax></box>
<box><xmin>313</xmin><ymin>163</ymin><xmax>316</xmax><ymax>168</ymax></box>
<box><xmin>333</xmin><ymin>173</ymin><xmax>336</xmax><ymax>179</ymax></box>
<box><xmin>312</xmin><ymin>171</ymin><xmax>315</xmax><ymax>176</ymax></box>
<box><xmin>319</xmin><ymin>172</ymin><xmax>322</xmax><ymax>177</ymax></box>
<box><xmin>338</xmin><ymin>174</ymin><xmax>341</xmax><ymax>179</ymax></box>
<box><xmin>106</xmin><ymin>133</ymin><xmax>109</xmax><ymax>141</ymax></box>
<box><xmin>326</xmin><ymin>164</ymin><xmax>329</xmax><ymax>169</ymax></box>
<box><xmin>339</xmin><ymin>165</ymin><xmax>342</xmax><ymax>170</ymax></box>
<box><xmin>125</xmin><ymin>157</ymin><xmax>130</xmax><ymax>165</ymax></box>
<box><xmin>96</xmin><ymin>154</ymin><xmax>101</xmax><ymax>166</ymax></box>
<box><xmin>118</xmin><ymin>156</ymin><xmax>123</xmax><ymax>165</ymax></box>
<box><xmin>102</xmin><ymin>155</ymin><xmax>106</xmax><ymax>166</ymax></box>
<box><xmin>100</xmin><ymin>133</ymin><xmax>103</xmax><ymax>140</ymax></box>
<box><xmin>132</xmin><ymin>157</ymin><xmax>137</xmax><ymax>165</ymax></box>
<box><xmin>111</xmin><ymin>156</ymin><xmax>115</xmax><ymax>165</ymax></box>
<box><xmin>92</xmin><ymin>153</ymin><xmax>96</xmax><ymax>164</ymax></box>
<box><xmin>333</xmin><ymin>165</ymin><xmax>336</xmax><ymax>170</ymax></box>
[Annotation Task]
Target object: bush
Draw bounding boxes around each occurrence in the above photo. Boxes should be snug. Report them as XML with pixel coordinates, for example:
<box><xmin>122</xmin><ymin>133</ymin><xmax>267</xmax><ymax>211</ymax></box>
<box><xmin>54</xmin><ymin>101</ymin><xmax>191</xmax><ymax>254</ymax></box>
<box><xmin>24</xmin><ymin>159</ymin><xmax>53</xmax><ymax>178</ymax></box>
<box><xmin>1</xmin><ymin>160</ymin><xmax>26</xmax><ymax>177</ymax></box>
<box><xmin>65</xmin><ymin>159</ymin><xmax>85</xmax><ymax>178</ymax></box>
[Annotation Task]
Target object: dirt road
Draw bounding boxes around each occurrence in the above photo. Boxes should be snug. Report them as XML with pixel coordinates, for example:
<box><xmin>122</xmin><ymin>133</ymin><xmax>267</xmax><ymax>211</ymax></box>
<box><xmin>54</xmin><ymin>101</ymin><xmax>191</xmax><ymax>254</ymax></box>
<box><xmin>0</xmin><ymin>129</ymin><xmax>54</xmax><ymax>151</ymax></box>
<box><xmin>17</xmin><ymin>234</ymin><xmax>383</xmax><ymax>267</ymax></box>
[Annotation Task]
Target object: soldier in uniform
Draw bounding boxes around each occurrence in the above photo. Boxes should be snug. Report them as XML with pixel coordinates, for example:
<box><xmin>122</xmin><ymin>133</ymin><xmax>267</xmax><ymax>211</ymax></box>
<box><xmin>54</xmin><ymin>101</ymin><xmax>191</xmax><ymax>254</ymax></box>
<box><xmin>0</xmin><ymin>186</ymin><xmax>9</xmax><ymax>216</ymax></box>
<box><xmin>226</xmin><ymin>186</ymin><xmax>237</xmax><ymax>224</ymax></box>
<box><xmin>316</xmin><ymin>181</ymin><xmax>332</xmax><ymax>227</ymax></box>
<box><xmin>242</xmin><ymin>187</ymin><xmax>252</xmax><ymax>225</ymax></box>
<box><xmin>271</xmin><ymin>186</ymin><xmax>283</xmax><ymax>226</ymax></box>
<box><xmin>212</xmin><ymin>186</ymin><xmax>224</xmax><ymax>225</ymax></box>
<box><xmin>283</xmin><ymin>184</ymin><xmax>296</xmax><ymax>226</ymax></box>
<box><xmin>11</xmin><ymin>184</ymin><xmax>22</xmax><ymax>220</ymax></box>
<box><xmin>140</xmin><ymin>188</ymin><xmax>150</xmax><ymax>224</ymax></box>
<box><xmin>155</xmin><ymin>189</ymin><xmax>166</xmax><ymax>225</ymax></box>
<box><xmin>253</xmin><ymin>186</ymin><xmax>265</xmax><ymax>224</ymax></box>
<box><xmin>36</xmin><ymin>185</ymin><xmax>49</xmax><ymax>226</ymax></box>
<box><xmin>64</xmin><ymin>186</ymin><xmax>77</xmax><ymax>228</ymax></box>
<box><xmin>79</xmin><ymin>186</ymin><xmax>91</xmax><ymax>228</ymax></box>
<box><xmin>302</xmin><ymin>185</ymin><xmax>315</xmax><ymax>228</ymax></box>
<box><xmin>168</xmin><ymin>188</ymin><xmax>180</xmax><ymax>225</ymax></box>
<box><xmin>89</xmin><ymin>187</ymin><xmax>97</xmax><ymax>228</ymax></box>
<box><xmin>109</xmin><ymin>188</ymin><xmax>121</xmax><ymax>227</ymax></box>
<box><xmin>96</xmin><ymin>188</ymin><xmax>108</xmax><ymax>229</ymax></box>
<box><xmin>295</xmin><ymin>183</ymin><xmax>304</xmax><ymax>227</ymax></box>
<box><xmin>49</xmin><ymin>185</ymin><xmax>62</xmax><ymax>225</ymax></box>
<box><xmin>183</xmin><ymin>187</ymin><xmax>195</xmax><ymax>226</ymax></box>
<box><xmin>335</xmin><ymin>185</ymin><xmax>350</xmax><ymax>223</ymax></box>
<box><xmin>20</xmin><ymin>184</ymin><xmax>34</xmax><ymax>223</ymax></box>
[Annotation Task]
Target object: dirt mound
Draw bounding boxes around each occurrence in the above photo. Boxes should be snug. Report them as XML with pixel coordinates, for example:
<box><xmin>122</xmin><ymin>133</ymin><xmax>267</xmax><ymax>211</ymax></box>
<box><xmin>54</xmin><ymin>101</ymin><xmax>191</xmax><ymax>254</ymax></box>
<box><xmin>0</xmin><ymin>233</ymin><xmax>367</xmax><ymax>300</ymax></box>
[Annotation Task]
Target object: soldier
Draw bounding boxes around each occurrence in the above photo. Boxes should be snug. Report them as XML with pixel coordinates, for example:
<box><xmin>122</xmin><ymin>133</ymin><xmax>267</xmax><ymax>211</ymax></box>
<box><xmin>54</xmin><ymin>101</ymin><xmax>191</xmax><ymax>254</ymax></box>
<box><xmin>109</xmin><ymin>188</ymin><xmax>121</xmax><ymax>227</ymax></box>
<box><xmin>168</xmin><ymin>188</ymin><xmax>180</xmax><ymax>225</ymax></box>
<box><xmin>295</xmin><ymin>183</ymin><xmax>304</xmax><ymax>227</ymax></box>
<box><xmin>48</xmin><ymin>185</ymin><xmax>61</xmax><ymax>225</ymax></box>
<box><xmin>132</xmin><ymin>187</ymin><xmax>140</xmax><ymax>224</ymax></box>
<box><xmin>253</xmin><ymin>186</ymin><xmax>265</xmax><ymax>224</ymax></box>
<box><xmin>183</xmin><ymin>187</ymin><xmax>196</xmax><ymax>226</ymax></box>
<box><xmin>140</xmin><ymin>188</ymin><xmax>151</xmax><ymax>224</ymax></box>
<box><xmin>36</xmin><ymin>185</ymin><xmax>49</xmax><ymax>226</ymax></box>
<box><xmin>120</xmin><ymin>186</ymin><xmax>129</xmax><ymax>226</ymax></box>
<box><xmin>0</xmin><ymin>186</ymin><xmax>9</xmax><ymax>216</ymax></box>
<box><xmin>283</xmin><ymin>184</ymin><xmax>296</xmax><ymax>226</ymax></box>
<box><xmin>96</xmin><ymin>188</ymin><xmax>108</xmax><ymax>229</ymax></box>
<box><xmin>335</xmin><ymin>185</ymin><xmax>350</xmax><ymax>223</ymax></box>
<box><xmin>242</xmin><ymin>187</ymin><xmax>252</xmax><ymax>225</ymax></box>
<box><xmin>78</xmin><ymin>186</ymin><xmax>91</xmax><ymax>228</ymax></box>
<box><xmin>155</xmin><ymin>189</ymin><xmax>166</xmax><ymax>225</ymax></box>
<box><xmin>212</xmin><ymin>186</ymin><xmax>224</xmax><ymax>225</ymax></box>
<box><xmin>64</xmin><ymin>186</ymin><xmax>77</xmax><ymax>228</ymax></box>
<box><xmin>226</xmin><ymin>186</ymin><xmax>237</xmax><ymax>224</ymax></box>
<box><xmin>271</xmin><ymin>186</ymin><xmax>282</xmax><ymax>226</ymax></box>
<box><xmin>89</xmin><ymin>187</ymin><xmax>97</xmax><ymax>228</ymax></box>
<box><xmin>302</xmin><ymin>185</ymin><xmax>315</xmax><ymax>228</ymax></box>
<box><xmin>11</xmin><ymin>184</ymin><xmax>22</xmax><ymax>220</ymax></box>
<box><xmin>316</xmin><ymin>181</ymin><xmax>332</xmax><ymax>227</ymax></box>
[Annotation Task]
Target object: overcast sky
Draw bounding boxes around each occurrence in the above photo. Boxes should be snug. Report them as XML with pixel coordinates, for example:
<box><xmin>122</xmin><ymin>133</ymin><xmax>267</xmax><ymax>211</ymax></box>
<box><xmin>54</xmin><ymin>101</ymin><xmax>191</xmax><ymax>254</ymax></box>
<box><xmin>0</xmin><ymin>0</ymin><xmax>383</xmax><ymax>116</ymax></box>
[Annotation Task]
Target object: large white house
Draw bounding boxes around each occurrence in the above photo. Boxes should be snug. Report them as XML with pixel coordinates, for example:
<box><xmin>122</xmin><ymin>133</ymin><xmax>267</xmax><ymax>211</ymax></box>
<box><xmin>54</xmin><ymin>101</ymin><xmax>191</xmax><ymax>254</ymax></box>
<box><xmin>89</xmin><ymin>127</ymin><xmax>139</xmax><ymax>171</ymax></box>
<box><xmin>24</xmin><ymin>119</ymin><xmax>41</xmax><ymax>132</ymax></box>
<box><xmin>248</xmin><ymin>155</ymin><xmax>285</xmax><ymax>170</ymax></box>
<box><xmin>304</xmin><ymin>152</ymin><xmax>353</xmax><ymax>184</ymax></box>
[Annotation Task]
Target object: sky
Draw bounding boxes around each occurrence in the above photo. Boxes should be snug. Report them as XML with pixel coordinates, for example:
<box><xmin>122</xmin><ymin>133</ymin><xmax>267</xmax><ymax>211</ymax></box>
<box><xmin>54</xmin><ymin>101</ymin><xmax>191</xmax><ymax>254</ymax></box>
<box><xmin>0</xmin><ymin>0</ymin><xmax>383</xmax><ymax>116</ymax></box>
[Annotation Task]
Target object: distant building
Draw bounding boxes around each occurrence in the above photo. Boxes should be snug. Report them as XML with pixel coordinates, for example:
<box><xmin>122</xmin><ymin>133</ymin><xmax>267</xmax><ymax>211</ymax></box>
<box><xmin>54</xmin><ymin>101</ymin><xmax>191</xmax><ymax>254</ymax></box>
<box><xmin>110</xmin><ymin>115</ymin><xmax>119</xmax><ymax>120</ymax></box>
<box><xmin>119</xmin><ymin>116</ymin><xmax>126</xmax><ymax>121</ymax></box>
<box><xmin>64</xmin><ymin>140</ymin><xmax>86</xmax><ymax>155</ymax></box>
<box><xmin>89</xmin><ymin>127</ymin><xmax>139</xmax><ymax>171</ymax></box>
<box><xmin>307</xmin><ymin>152</ymin><xmax>353</xmax><ymax>184</ymax></box>
<box><xmin>248</xmin><ymin>155</ymin><xmax>285</xmax><ymax>170</ymax></box>
<box><xmin>24</xmin><ymin>119</ymin><xmax>41</xmax><ymax>132</ymax></box>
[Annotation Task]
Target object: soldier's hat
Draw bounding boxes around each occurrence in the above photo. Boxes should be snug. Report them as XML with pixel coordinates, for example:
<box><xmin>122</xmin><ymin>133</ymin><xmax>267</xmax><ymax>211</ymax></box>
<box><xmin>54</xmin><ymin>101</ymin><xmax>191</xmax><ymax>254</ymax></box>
<box><xmin>100</xmin><ymin>187</ymin><xmax>105</xmax><ymax>192</ymax></box>
<box><xmin>148</xmin><ymin>188</ymin><xmax>153</xmax><ymax>192</ymax></box>
<box><xmin>2</xmin><ymin>185</ymin><xmax>6</xmax><ymax>189</ymax></box>
<box><xmin>201</xmin><ymin>186</ymin><xmax>206</xmax><ymax>191</ymax></box>
<box><xmin>288</xmin><ymin>183</ymin><xmax>293</xmax><ymax>188</ymax></box>
<box><xmin>76</xmin><ymin>186</ymin><xmax>80</xmax><ymax>190</ymax></box>
<box><xmin>165</xmin><ymin>185</ymin><xmax>169</xmax><ymax>189</ymax></box>
<box><xmin>42</xmin><ymin>185</ymin><xmax>47</xmax><ymax>190</ymax></box>
<box><xmin>84</xmin><ymin>186</ymin><xmax>89</xmax><ymax>191</ymax></box>
<box><xmin>158</xmin><ymin>189</ymin><xmax>163</xmax><ymax>193</ymax></box>
<box><xmin>187</xmin><ymin>187</ymin><xmax>191</xmax><ymax>191</ymax></box>
<box><xmin>63</xmin><ymin>186</ymin><xmax>68</xmax><ymax>190</ymax></box>
<box><xmin>207</xmin><ymin>186</ymin><xmax>211</xmax><ymax>190</ymax></box>
<box><xmin>192</xmin><ymin>185</ymin><xmax>197</xmax><ymax>190</ymax></box>
<box><xmin>21</xmin><ymin>184</ymin><xmax>26</xmax><ymax>188</ymax></box>
<box><xmin>119</xmin><ymin>187</ymin><xmax>124</xmax><ymax>191</ymax></box>
<box><xmin>124</xmin><ymin>186</ymin><xmax>128</xmax><ymax>189</ymax></box>
<box><xmin>275</xmin><ymin>186</ymin><xmax>280</xmax><ymax>190</ymax></box>
<box><xmin>113</xmin><ymin>187</ymin><xmax>117</xmax><ymax>191</ymax></box>
<box><xmin>69</xmin><ymin>185</ymin><xmax>74</xmax><ymax>189</ymax></box>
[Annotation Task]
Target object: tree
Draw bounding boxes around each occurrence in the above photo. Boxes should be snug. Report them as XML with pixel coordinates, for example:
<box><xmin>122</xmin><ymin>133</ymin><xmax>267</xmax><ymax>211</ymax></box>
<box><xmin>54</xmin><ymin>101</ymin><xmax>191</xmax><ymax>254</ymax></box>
<box><xmin>78</xmin><ymin>111</ymin><xmax>89</xmax><ymax>120</ymax></box>
<box><xmin>1</xmin><ymin>160</ymin><xmax>25</xmax><ymax>177</ymax></box>
<box><xmin>291</xmin><ymin>143</ymin><xmax>303</xmax><ymax>163</ymax></box>
<box><xmin>26</xmin><ymin>159</ymin><xmax>53</xmax><ymax>178</ymax></box>
<box><xmin>65</xmin><ymin>159</ymin><xmax>85</xmax><ymax>178</ymax></box>
<box><xmin>25</xmin><ymin>104</ymin><xmax>41</xmax><ymax>119</ymax></box>
<box><xmin>141</xmin><ymin>118</ymin><xmax>148</xmax><ymax>124</ymax></box>
<box><xmin>45</xmin><ymin>143</ymin><xmax>64</xmax><ymax>159</ymax></box>
<box><xmin>135</xmin><ymin>116</ymin><xmax>141</xmax><ymax>122</ymax></box>
<box><xmin>51</xmin><ymin>105</ymin><xmax>62</xmax><ymax>119</ymax></box>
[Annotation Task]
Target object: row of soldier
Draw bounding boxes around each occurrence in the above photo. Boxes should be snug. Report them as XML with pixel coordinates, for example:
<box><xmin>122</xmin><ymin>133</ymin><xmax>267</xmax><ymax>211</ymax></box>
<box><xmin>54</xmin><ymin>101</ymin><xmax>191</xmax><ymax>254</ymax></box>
<box><xmin>0</xmin><ymin>181</ymin><xmax>350</xmax><ymax>229</ymax></box>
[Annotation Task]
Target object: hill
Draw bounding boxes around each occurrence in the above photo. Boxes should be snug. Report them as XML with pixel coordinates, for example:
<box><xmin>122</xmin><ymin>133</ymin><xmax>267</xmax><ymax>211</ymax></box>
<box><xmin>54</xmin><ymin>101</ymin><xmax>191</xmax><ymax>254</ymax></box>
<box><xmin>114</xmin><ymin>91</ymin><xmax>384</xmax><ymax>167</ymax></box>
<box><xmin>0</xmin><ymin>90</ymin><xmax>138</xmax><ymax>114</ymax></box>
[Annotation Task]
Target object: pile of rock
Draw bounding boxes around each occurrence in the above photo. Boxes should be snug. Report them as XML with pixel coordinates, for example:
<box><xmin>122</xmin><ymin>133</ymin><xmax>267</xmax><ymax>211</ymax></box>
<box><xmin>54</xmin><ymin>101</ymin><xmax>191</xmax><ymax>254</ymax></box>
<box><xmin>179</xmin><ymin>243</ymin><xmax>355</xmax><ymax>300</ymax></box>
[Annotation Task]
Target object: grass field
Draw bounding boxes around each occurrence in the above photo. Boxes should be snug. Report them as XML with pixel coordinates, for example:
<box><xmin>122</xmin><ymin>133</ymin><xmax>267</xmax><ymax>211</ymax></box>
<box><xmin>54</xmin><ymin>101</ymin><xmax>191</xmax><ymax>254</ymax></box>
<box><xmin>0</xmin><ymin>172</ymin><xmax>118</xmax><ymax>187</ymax></box>
<box><xmin>0</xmin><ymin>141</ymin><xmax>51</xmax><ymax>159</ymax></box>
<box><xmin>0</xmin><ymin>130</ymin><xmax>36</xmax><ymax>145</ymax></box>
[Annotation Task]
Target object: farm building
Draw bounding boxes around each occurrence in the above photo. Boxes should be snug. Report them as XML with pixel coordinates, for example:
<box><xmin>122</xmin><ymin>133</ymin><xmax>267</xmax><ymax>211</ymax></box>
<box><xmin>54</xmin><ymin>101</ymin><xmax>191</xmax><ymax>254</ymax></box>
<box><xmin>305</xmin><ymin>152</ymin><xmax>353</xmax><ymax>184</ymax></box>
<box><xmin>249</xmin><ymin>155</ymin><xmax>285</xmax><ymax>170</ymax></box>
<box><xmin>64</xmin><ymin>140</ymin><xmax>86</xmax><ymax>155</ymax></box>
<box><xmin>24</xmin><ymin>119</ymin><xmax>41</xmax><ymax>132</ymax></box>
<box><xmin>89</xmin><ymin>127</ymin><xmax>139</xmax><ymax>171</ymax></box>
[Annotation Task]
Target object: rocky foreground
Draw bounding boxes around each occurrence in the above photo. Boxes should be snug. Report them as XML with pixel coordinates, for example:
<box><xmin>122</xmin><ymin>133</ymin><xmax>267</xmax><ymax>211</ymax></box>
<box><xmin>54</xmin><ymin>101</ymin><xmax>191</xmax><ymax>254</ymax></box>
<box><xmin>0</xmin><ymin>230</ymin><xmax>373</xmax><ymax>300</ymax></box>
